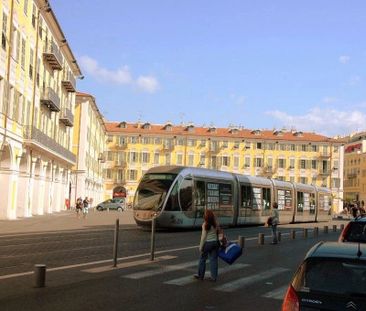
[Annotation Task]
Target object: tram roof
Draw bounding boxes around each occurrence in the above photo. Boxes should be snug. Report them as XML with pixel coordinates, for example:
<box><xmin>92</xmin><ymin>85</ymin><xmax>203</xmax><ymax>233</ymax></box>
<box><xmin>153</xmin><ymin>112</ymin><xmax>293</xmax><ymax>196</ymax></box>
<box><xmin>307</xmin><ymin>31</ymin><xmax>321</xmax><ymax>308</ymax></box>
<box><xmin>235</xmin><ymin>174</ymin><xmax>273</xmax><ymax>186</ymax></box>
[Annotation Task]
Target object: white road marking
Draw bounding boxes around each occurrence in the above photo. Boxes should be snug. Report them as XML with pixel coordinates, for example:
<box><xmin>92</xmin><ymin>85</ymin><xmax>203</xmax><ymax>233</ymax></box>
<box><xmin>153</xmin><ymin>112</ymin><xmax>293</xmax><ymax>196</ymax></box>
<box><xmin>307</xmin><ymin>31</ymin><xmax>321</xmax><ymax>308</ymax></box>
<box><xmin>164</xmin><ymin>263</ymin><xmax>250</xmax><ymax>286</ymax></box>
<box><xmin>123</xmin><ymin>260</ymin><xmax>197</xmax><ymax>279</ymax></box>
<box><xmin>83</xmin><ymin>255</ymin><xmax>176</xmax><ymax>273</ymax></box>
<box><xmin>262</xmin><ymin>285</ymin><xmax>288</xmax><ymax>300</ymax></box>
<box><xmin>214</xmin><ymin>267</ymin><xmax>289</xmax><ymax>292</ymax></box>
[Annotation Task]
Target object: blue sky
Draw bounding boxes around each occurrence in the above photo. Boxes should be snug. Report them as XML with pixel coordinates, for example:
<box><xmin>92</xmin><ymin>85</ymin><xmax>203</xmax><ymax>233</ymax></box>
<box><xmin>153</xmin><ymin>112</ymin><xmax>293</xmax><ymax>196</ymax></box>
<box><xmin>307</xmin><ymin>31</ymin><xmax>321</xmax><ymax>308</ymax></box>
<box><xmin>52</xmin><ymin>0</ymin><xmax>366</xmax><ymax>137</ymax></box>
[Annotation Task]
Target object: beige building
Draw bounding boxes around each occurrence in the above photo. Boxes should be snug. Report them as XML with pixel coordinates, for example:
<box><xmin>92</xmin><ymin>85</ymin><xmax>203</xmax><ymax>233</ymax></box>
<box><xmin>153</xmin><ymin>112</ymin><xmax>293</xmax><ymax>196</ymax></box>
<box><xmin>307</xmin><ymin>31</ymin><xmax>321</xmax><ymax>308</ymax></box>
<box><xmin>104</xmin><ymin>122</ymin><xmax>344</xmax><ymax>213</ymax></box>
<box><xmin>0</xmin><ymin>0</ymin><xmax>81</xmax><ymax>219</ymax></box>
<box><xmin>343</xmin><ymin>131</ymin><xmax>366</xmax><ymax>204</ymax></box>
<box><xmin>70</xmin><ymin>92</ymin><xmax>106</xmax><ymax>208</ymax></box>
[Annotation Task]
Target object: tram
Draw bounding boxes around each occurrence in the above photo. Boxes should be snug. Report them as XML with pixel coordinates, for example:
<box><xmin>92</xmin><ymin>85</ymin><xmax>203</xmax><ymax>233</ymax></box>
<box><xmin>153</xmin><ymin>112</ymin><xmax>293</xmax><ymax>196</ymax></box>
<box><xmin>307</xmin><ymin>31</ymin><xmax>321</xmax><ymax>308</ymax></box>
<box><xmin>133</xmin><ymin>166</ymin><xmax>332</xmax><ymax>229</ymax></box>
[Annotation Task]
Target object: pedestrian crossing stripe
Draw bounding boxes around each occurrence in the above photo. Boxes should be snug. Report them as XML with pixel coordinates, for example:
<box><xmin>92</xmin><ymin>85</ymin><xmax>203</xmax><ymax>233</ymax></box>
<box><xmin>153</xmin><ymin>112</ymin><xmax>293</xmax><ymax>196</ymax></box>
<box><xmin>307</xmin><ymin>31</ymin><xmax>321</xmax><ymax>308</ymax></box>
<box><xmin>123</xmin><ymin>260</ymin><xmax>198</xmax><ymax>279</ymax></box>
<box><xmin>214</xmin><ymin>267</ymin><xmax>289</xmax><ymax>292</ymax></box>
<box><xmin>82</xmin><ymin>255</ymin><xmax>176</xmax><ymax>273</ymax></box>
<box><xmin>164</xmin><ymin>263</ymin><xmax>250</xmax><ymax>286</ymax></box>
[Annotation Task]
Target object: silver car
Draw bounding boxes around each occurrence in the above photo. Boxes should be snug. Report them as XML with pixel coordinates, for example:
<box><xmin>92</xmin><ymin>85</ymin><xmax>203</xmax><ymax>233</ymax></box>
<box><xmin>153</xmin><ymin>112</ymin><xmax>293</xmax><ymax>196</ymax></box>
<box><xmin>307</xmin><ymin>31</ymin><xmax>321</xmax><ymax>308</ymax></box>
<box><xmin>96</xmin><ymin>198</ymin><xmax>126</xmax><ymax>212</ymax></box>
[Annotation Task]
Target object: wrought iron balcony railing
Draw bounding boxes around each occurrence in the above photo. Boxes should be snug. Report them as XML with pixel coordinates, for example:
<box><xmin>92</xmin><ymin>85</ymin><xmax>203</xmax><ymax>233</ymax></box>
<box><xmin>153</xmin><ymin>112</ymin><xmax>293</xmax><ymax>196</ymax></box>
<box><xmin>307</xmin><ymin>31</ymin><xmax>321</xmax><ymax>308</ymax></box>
<box><xmin>23</xmin><ymin>126</ymin><xmax>76</xmax><ymax>164</ymax></box>
<box><xmin>41</xmin><ymin>87</ymin><xmax>61</xmax><ymax>112</ymax></box>
<box><xmin>43</xmin><ymin>41</ymin><xmax>63</xmax><ymax>70</ymax></box>
<box><xmin>59</xmin><ymin>108</ymin><xmax>74</xmax><ymax>127</ymax></box>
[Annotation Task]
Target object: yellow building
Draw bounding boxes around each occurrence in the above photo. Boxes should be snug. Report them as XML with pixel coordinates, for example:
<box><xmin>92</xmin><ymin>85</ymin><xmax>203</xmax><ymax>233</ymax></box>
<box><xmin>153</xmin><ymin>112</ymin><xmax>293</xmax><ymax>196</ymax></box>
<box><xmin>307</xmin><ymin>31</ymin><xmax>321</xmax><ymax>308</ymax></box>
<box><xmin>104</xmin><ymin>122</ymin><xmax>343</xmax><ymax>212</ymax></box>
<box><xmin>71</xmin><ymin>92</ymin><xmax>106</xmax><ymax>208</ymax></box>
<box><xmin>0</xmin><ymin>0</ymin><xmax>82</xmax><ymax>219</ymax></box>
<box><xmin>343</xmin><ymin>132</ymin><xmax>366</xmax><ymax>204</ymax></box>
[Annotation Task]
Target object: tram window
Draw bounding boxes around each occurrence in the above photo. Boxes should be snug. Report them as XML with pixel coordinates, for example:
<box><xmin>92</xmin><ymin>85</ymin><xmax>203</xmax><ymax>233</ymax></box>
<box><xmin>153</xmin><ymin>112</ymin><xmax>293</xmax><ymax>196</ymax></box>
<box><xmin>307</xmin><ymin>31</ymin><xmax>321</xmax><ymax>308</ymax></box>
<box><xmin>241</xmin><ymin>185</ymin><xmax>252</xmax><ymax>208</ymax></box>
<box><xmin>165</xmin><ymin>180</ymin><xmax>180</xmax><ymax>211</ymax></box>
<box><xmin>179</xmin><ymin>178</ymin><xmax>193</xmax><ymax>211</ymax></box>
<box><xmin>262</xmin><ymin>188</ymin><xmax>271</xmax><ymax>210</ymax></box>
<box><xmin>194</xmin><ymin>181</ymin><xmax>205</xmax><ymax>206</ymax></box>
<box><xmin>297</xmin><ymin>192</ymin><xmax>304</xmax><ymax>212</ymax></box>
<box><xmin>310</xmin><ymin>193</ymin><xmax>316</xmax><ymax>214</ymax></box>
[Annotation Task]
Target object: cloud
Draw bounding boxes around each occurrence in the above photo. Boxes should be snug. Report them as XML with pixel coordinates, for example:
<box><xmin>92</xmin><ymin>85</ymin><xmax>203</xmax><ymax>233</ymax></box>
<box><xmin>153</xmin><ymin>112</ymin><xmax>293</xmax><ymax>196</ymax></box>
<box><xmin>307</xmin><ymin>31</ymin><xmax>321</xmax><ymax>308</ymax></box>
<box><xmin>339</xmin><ymin>55</ymin><xmax>350</xmax><ymax>64</ymax></box>
<box><xmin>136</xmin><ymin>76</ymin><xmax>160</xmax><ymax>93</ymax></box>
<box><xmin>266</xmin><ymin>107</ymin><xmax>366</xmax><ymax>136</ymax></box>
<box><xmin>322</xmin><ymin>97</ymin><xmax>338</xmax><ymax>104</ymax></box>
<box><xmin>79</xmin><ymin>55</ymin><xmax>159</xmax><ymax>93</ymax></box>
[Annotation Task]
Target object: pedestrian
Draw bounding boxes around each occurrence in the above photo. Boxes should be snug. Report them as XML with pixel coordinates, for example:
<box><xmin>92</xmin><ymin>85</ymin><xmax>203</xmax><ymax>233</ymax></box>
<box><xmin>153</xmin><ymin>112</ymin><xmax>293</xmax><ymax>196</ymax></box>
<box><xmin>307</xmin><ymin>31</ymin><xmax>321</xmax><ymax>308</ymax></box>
<box><xmin>270</xmin><ymin>202</ymin><xmax>280</xmax><ymax>244</ymax></box>
<box><xmin>194</xmin><ymin>209</ymin><xmax>219</xmax><ymax>282</ymax></box>
<box><xmin>360</xmin><ymin>200</ymin><xmax>365</xmax><ymax>215</ymax></box>
<box><xmin>76</xmin><ymin>197</ymin><xmax>83</xmax><ymax>218</ymax></box>
<box><xmin>82</xmin><ymin>197</ymin><xmax>89</xmax><ymax>218</ymax></box>
<box><xmin>351</xmin><ymin>203</ymin><xmax>358</xmax><ymax>218</ymax></box>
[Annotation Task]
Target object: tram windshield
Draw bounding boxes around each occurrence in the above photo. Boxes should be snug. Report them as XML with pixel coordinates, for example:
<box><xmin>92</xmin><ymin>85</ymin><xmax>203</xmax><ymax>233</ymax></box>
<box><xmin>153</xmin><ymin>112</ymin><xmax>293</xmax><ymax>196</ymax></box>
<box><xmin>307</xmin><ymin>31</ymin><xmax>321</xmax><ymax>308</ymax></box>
<box><xmin>134</xmin><ymin>173</ymin><xmax>177</xmax><ymax>211</ymax></box>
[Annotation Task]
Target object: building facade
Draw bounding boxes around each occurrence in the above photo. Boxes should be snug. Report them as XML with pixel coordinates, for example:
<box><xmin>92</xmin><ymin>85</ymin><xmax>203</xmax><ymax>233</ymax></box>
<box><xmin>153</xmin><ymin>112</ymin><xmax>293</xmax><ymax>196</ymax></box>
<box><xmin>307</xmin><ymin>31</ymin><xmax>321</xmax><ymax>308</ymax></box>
<box><xmin>104</xmin><ymin>122</ymin><xmax>344</xmax><ymax>213</ymax></box>
<box><xmin>343</xmin><ymin>132</ymin><xmax>366</xmax><ymax>204</ymax></box>
<box><xmin>70</xmin><ymin>92</ymin><xmax>106</xmax><ymax>208</ymax></box>
<box><xmin>0</xmin><ymin>0</ymin><xmax>81</xmax><ymax>219</ymax></box>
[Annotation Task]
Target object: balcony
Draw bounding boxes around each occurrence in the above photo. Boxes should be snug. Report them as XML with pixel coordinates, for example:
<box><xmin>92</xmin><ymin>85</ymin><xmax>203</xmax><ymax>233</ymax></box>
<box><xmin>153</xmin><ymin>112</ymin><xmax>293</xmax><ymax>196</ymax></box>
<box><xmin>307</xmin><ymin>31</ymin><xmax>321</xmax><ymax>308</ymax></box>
<box><xmin>115</xmin><ymin>143</ymin><xmax>128</xmax><ymax>149</ymax></box>
<box><xmin>41</xmin><ymin>87</ymin><xmax>60</xmax><ymax>112</ymax></box>
<box><xmin>61</xmin><ymin>72</ymin><xmax>76</xmax><ymax>92</ymax></box>
<box><xmin>347</xmin><ymin>173</ymin><xmax>357</xmax><ymax>179</ymax></box>
<box><xmin>59</xmin><ymin>108</ymin><xmax>74</xmax><ymax>127</ymax></box>
<box><xmin>319</xmin><ymin>169</ymin><xmax>330</xmax><ymax>175</ymax></box>
<box><xmin>115</xmin><ymin>160</ymin><xmax>127</xmax><ymax>168</ymax></box>
<box><xmin>98</xmin><ymin>153</ymin><xmax>106</xmax><ymax>163</ymax></box>
<box><xmin>43</xmin><ymin>41</ymin><xmax>63</xmax><ymax>70</ymax></box>
<box><xmin>318</xmin><ymin>152</ymin><xmax>331</xmax><ymax>158</ymax></box>
<box><xmin>161</xmin><ymin>143</ymin><xmax>174</xmax><ymax>151</ymax></box>
<box><xmin>23</xmin><ymin>126</ymin><xmax>76</xmax><ymax>164</ymax></box>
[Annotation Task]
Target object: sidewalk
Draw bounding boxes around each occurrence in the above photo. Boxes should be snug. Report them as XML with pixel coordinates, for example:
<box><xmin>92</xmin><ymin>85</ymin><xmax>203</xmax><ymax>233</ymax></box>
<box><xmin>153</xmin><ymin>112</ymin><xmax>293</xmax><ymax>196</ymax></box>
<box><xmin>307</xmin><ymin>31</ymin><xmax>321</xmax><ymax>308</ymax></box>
<box><xmin>0</xmin><ymin>209</ymin><xmax>136</xmax><ymax>235</ymax></box>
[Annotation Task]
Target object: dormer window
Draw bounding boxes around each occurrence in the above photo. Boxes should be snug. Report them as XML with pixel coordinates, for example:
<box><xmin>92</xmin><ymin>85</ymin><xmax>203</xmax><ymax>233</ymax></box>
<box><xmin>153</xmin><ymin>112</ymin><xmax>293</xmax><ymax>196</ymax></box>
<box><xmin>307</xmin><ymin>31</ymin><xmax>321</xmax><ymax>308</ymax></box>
<box><xmin>251</xmin><ymin>129</ymin><xmax>261</xmax><ymax>135</ymax></box>
<box><xmin>186</xmin><ymin>125</ymin><xmax>195</xmax><ymax>133</ymax></box>
<box><xmin>229</xmin><ymin>127</ymin><xmax>239</xmax><ymax>134</ymax></box>
<box><xmin>273</xmin><ymin>130</ymin><xmax>284</xmax><ymax>136</ymax></box>
<box><xmin>164</xmin><ymin>123</ymin><xmax>173</xmax><ymax>131</ymax></box>
<box><xmin>142</xmin><ymin>122</ymin><xmax>151</xmax><ymax>130</ymax></box>
<box><xmin>208</xmin><ymin>126</ymin><xmax>216</xmax><ymax>133</ymax></box>
<box><xmin>294</xmin><ymin>131</ymin><xmax>303</xmax><ymax>137</ymax></box>
<box><xmin>118</xmin><ymin>121</ymin><xmax>127</xmax><ymax>129</ymax></box>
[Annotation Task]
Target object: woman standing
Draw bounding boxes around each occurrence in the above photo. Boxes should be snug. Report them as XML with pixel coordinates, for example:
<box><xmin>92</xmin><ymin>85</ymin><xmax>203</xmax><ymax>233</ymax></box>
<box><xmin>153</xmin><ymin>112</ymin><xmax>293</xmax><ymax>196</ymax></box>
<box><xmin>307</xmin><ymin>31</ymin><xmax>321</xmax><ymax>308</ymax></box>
<box><xmin>194</xmin><ymin>209</ymin><xmax>219</xmax><ymax>282</ymax></box>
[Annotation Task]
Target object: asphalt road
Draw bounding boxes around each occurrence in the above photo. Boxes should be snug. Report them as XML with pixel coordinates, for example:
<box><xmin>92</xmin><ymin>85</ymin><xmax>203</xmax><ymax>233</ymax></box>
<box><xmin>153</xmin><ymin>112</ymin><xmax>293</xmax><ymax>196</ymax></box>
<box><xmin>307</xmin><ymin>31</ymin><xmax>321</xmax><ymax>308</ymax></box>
<box><xmin>0</xmin><ymin>215</ymin><xmax>346</xmax><ymax>311</ymax></box>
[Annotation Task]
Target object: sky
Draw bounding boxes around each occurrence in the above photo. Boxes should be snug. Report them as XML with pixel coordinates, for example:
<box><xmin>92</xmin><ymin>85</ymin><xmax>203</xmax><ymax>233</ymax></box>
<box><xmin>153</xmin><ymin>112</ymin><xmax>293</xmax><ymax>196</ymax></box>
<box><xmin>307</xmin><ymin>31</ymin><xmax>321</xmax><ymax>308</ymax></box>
<box><xmin>51</xmin><ymin>0</ymin><xmax>366</xmax><ymax>137</ymax></box>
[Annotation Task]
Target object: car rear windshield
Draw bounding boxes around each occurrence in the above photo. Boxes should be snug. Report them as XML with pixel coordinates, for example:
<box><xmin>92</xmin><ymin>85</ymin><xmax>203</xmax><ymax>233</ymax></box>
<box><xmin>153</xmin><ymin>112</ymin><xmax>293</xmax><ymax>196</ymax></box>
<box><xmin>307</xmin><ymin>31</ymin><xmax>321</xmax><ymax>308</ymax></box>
<box><xmin>293</xmin><ymin>258</ymin><xmax>366</xmax><ymax>296</ymax></box>
<box><xmin>344</xmin><ymin>222</ymin><xmax>366</xmax><ymax>243</ymax></box>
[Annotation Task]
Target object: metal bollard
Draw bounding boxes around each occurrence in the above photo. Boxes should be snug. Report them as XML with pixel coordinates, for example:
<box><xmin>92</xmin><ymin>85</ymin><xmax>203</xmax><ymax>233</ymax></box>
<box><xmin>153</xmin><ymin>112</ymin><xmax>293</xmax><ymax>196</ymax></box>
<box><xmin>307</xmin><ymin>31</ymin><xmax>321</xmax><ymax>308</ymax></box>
<box><xmin>324</xmin><ymin>225</ymin><xmax>328</xmax><ymax>234</ymax></box>
<box><xmin>291</xmin><ymin>230</ymin><xmax>296</xmax><ymax>239</ymax></box>
<box><xmin>340</xmin><ymin>224</ymin><xmax>345</xmax><ymax>231</ymax></box>
<box><xmin>112</xmin><ymin>218</ymin><xmax>119</xmax><ymax>267</ymax></box>
<box><xmin>150</xmin><ymin>216</ymin><xmax>156</xmax><ymax>261</ymax></box>
<box><xmin>258</xmin><ymin>233</ymin><xmax>264</xmax><ymax>245</ymax></box>
<box><xmin>333</xmin><ymin>225</ymin><xmax>337</xmax><ymax>232</ymax></box>
<box><xmin>313</xmin><ymin>227</ymin><xmax>319</xmax><ymax>238</ymax></box>
<box><xmin>303</xmin><ymin>228</ymin><xmax>308</xmax><ymax>238</ymax></box>
<box><xmin>238</xmin><ymin>236</ymin><xmax>245</xmax><ymax>249</ymax></box>
<box><xmin>34</xmin><ymin>264</ymin><xmax>46</xmax><ymax>288</ymax></box>
<box><xmin>277</xmin><ymin>231</ymin><xmax>281</xmax><ymax>242</ymax></box>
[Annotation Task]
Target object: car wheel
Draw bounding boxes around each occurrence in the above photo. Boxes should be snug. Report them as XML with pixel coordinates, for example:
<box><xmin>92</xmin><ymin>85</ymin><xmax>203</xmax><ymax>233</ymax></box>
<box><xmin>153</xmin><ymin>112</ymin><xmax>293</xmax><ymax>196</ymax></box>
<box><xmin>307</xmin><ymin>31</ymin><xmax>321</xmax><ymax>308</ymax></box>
<box><xmin>117</xmin><ymin>207</ymin><xmax>123</xmax><ymax>212</ymax></box>
<box><xmin>97</xmin><ymin>206</ymin><xmax>103</xmax><ymax>211</ymax></box>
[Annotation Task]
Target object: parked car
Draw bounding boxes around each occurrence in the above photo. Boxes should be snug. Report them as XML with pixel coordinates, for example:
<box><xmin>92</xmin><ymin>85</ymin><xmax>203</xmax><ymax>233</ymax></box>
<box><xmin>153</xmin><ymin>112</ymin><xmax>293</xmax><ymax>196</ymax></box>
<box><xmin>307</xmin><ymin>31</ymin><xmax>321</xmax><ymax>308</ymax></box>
<box><xmin>282</xmin><ymin>241</ymin><xmax>366</xmax><ymax>311</ymax></box>
<box><xmin>96</xmin><ymin>198</ymin><xmax>126</xmax><ymax>212</ymax></box>
<box><xmin>339</xmin><ymin>215</ymin><xmax>366</xmax><ymax>243</ymax></box>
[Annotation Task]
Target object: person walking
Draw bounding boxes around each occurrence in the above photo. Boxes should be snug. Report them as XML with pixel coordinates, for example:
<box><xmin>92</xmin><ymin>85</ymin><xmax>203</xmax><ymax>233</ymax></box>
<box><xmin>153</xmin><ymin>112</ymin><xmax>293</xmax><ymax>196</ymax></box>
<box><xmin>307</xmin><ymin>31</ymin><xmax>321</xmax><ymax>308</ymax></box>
<box><xmin>82</xmin><ymin>197</ymin><xmax>89</xmax><ymax>219</ymax></box>
<box><xmin>194</xmin><ymin>209</ymin><xmax>219</xmax><ymax>282</ymax></box>
<box><xmin>271</xmin><ymin>202</ymin><xmax>280</xmax><ymax>244</ymax></box>
<box><xmin>76</xmin><ymin>197</ymin><xmax>83</xmax><ymax>218</ymax></box>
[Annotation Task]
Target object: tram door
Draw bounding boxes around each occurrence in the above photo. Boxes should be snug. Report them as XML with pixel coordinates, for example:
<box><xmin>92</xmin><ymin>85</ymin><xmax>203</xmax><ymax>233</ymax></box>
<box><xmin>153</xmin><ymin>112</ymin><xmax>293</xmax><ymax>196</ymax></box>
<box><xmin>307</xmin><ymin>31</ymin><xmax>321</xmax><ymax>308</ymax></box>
<box><xmin>193</xmin><ymin>180</ymin><xmax>206</xmax><ymax>226</ymax></box>
<box><xmin>179</xmin><ymin>177</ymin><xmax>195</xmax><ymax>223</ymax></box>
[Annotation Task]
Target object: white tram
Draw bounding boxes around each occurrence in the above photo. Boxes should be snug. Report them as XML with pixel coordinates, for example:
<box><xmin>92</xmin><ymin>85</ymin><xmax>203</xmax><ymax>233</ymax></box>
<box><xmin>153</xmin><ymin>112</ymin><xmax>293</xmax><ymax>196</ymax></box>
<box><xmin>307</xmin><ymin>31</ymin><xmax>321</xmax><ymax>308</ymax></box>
<box><xmin>133</xmin><ymin>166</ymin><xmax>332</xmax><ymax>229</ymax></box>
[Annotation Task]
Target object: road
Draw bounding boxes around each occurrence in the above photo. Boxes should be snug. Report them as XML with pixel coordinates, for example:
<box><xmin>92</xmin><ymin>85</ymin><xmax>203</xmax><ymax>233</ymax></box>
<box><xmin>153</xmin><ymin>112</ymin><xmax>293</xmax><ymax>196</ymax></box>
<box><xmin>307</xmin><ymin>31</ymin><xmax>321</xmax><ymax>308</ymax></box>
<box><xmin>0</xmin><ymin>211</ymin><xmax>347</xmax><ymax>311</ymax></box>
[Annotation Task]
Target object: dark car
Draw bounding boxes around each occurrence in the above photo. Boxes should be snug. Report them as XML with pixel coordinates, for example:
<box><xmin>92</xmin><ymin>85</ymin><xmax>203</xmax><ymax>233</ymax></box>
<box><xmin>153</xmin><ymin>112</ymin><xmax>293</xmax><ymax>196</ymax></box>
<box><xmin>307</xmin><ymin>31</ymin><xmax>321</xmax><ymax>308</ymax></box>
<box><xmin>339</xmin><ymin>215</ymin><xmax>366</xmax><ymax>243</ymax></box>
<box><xmin>96</xmin><ymin>198</ymin><xmax>126</xmax><ymax>212</ymax></box>
<box><xmin>282</xmin><ymin>242</ymin><xmax>366</xmax><ymax>311</ymax></box>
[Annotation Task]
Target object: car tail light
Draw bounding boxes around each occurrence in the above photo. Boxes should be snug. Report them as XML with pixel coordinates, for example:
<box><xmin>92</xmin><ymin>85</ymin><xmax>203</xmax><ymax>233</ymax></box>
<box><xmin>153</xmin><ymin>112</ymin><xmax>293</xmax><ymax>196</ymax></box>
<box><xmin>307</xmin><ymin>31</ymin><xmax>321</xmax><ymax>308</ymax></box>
<box><xmin>282</xmin><ymin>285</ymin><xmax>299</xmax><ymax>311</ymax></box>
<box><xmin>338</xmin><ymin>223</ymin><xmax>351</xmax><ymax>242</ymax></box>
